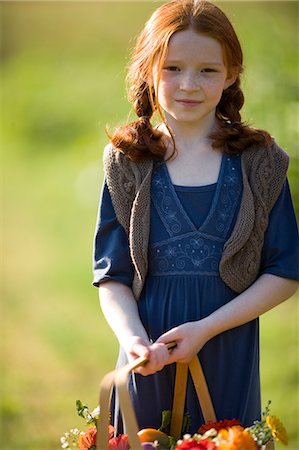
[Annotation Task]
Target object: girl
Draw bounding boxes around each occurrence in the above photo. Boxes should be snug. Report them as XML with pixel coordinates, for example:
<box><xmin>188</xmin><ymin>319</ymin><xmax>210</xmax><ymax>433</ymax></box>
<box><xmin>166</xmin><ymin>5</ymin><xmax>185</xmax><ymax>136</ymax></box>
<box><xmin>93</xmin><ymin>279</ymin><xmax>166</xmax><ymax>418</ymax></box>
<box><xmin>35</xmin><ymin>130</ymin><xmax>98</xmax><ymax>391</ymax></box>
<box><xmin>93</xmin><ymin>0</ymin><xmax>299</xmax><ymax>434</ymax></box>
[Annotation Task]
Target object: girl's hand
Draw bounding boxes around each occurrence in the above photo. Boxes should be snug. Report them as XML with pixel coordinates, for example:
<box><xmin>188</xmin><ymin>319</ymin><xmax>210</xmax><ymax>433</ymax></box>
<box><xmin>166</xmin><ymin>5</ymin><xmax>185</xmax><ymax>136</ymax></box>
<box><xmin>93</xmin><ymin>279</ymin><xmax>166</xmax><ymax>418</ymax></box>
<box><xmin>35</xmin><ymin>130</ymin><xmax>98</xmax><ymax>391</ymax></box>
<box><xmin>124</xmin><ymin>335</ymin><xmax>151</xmax><ymax>362</ymax></box>
<box><xmin>156</xmin><ymin>320</ymin><xmax>212</xmax><ymax>364</ymax></box>
<box><xmin>123</xmin><ymin>336</ymin><xmax>169</xmax><ymax>376</ymax></box>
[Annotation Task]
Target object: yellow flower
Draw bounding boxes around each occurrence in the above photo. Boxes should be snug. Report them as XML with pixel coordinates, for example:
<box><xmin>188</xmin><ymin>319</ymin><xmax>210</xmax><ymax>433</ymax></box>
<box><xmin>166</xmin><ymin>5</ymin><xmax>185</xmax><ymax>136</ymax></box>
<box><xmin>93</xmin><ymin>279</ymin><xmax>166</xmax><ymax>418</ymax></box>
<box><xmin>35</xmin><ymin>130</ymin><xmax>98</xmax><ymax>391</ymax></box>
<box><xmin>266</xmin><ymin>415</ymin><xmax>288</xmax><ymax>445</ymax></box>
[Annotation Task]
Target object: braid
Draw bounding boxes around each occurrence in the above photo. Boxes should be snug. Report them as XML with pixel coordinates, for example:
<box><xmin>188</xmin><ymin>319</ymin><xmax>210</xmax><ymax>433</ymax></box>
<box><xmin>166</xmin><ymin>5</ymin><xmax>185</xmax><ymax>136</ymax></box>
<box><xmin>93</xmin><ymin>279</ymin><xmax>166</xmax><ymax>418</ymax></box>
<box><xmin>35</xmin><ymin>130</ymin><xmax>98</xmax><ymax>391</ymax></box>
<box><xmin>132</xmin><ymin>82</ymin><xmax>154</xmax><ymax>118</ymax></box>
<box><xmin>216</xmin><ymin>78</ymin><xmax>244</xmax><ymax>123</ymax></box>
<box><xmin>211</xmin><ymin>77</ymin><xmax>272</xmax><ymax>154</ymax></box>
<box><xmin>109</xmin><ymin>82</ymin><xmax>166</xmax><ymax>161</ymax></box>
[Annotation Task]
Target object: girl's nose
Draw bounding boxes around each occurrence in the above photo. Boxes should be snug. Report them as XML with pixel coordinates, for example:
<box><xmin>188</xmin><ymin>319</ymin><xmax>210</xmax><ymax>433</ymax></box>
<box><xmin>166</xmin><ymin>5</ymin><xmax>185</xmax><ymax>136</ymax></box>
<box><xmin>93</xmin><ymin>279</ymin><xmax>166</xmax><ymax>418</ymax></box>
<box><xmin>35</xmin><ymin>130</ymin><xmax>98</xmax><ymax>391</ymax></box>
<box><xmin>180</xmin><ymin>71</ymin><xmax>200</xmax><ymax>91</ymax></box>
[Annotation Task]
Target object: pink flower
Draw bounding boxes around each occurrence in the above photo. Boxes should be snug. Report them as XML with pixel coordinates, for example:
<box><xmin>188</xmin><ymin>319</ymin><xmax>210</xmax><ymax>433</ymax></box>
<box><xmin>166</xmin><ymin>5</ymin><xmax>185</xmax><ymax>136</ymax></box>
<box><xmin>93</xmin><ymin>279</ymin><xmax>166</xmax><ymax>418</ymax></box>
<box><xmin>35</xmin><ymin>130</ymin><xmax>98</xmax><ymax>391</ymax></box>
<box><xmin>108</xmin><ymin>434</ymin><xmax>130</xmax><ymax>450</ymax></box>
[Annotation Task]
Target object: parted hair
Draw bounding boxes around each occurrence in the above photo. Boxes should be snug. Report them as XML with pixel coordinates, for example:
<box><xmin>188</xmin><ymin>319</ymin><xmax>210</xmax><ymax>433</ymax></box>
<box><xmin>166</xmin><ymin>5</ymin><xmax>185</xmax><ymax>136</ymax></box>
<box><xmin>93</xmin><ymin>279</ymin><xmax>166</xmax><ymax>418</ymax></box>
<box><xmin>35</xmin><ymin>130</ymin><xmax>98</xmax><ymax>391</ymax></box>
<box><xmin>110</xmin><ymin>0</ymin><xmax>271</xmax><ymax>161</ymax></box>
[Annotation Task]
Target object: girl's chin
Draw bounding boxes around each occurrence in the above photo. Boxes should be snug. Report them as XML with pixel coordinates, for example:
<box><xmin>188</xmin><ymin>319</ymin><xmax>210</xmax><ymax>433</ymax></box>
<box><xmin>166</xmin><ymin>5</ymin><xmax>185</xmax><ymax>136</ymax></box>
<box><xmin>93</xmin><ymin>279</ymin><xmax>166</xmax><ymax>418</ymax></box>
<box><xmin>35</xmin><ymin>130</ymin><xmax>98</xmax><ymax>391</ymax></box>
<box><xmin>165</xmin><ymin>114</ymin><xmax>217</xmax><ymax>128</ymax></box>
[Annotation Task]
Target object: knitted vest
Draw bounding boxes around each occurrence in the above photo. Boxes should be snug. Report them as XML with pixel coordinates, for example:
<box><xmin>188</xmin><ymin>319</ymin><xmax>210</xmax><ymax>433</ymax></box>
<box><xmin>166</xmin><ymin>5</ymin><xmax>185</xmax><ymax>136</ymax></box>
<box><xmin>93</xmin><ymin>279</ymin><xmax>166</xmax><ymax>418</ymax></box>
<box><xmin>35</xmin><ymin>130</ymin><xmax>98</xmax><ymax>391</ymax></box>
<box><xmin>103</xmin><ymin>141</ymin><xmax>289</xmax><ymax>299</ymax></box>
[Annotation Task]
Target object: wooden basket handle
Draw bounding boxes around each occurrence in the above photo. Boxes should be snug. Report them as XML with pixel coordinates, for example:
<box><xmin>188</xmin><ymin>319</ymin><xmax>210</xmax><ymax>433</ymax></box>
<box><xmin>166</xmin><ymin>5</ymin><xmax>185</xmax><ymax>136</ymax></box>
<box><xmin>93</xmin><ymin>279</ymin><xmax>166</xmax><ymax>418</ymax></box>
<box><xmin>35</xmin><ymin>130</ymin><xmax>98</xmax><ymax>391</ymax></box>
<box><xmin>96</xmin><ymin>342</ymin><xmax>216</xmax><ymax>450</ymax></box>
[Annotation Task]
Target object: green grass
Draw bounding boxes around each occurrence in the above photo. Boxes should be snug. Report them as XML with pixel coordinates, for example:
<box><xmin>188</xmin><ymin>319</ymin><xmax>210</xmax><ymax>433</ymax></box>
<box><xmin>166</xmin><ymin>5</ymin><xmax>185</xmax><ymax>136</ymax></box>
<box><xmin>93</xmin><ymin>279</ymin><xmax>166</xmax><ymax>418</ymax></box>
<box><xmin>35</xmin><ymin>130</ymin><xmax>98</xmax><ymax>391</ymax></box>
<box><xmin>1</xmin><ymin>1</ymin><xmax>298</xmax><ymax>449</ymax></box>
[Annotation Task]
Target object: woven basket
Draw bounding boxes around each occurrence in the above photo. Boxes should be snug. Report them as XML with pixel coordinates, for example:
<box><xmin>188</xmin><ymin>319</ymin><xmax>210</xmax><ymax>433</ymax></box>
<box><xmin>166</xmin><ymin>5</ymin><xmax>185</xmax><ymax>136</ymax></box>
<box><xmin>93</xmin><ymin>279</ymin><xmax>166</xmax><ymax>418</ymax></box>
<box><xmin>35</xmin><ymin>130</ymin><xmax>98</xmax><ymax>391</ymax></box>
<box><xmin>96</xmin><ymin>342</ymin><xmax>274</xmax><ymax>450</ymax></box>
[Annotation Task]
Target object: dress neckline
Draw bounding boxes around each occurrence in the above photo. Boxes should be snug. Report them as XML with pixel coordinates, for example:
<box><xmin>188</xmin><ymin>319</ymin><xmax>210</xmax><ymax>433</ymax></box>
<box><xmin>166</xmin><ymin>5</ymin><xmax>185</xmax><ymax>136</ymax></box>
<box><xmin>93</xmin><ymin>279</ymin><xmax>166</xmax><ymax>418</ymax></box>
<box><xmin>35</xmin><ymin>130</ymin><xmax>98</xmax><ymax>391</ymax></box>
<box><xmin>161</xmin><ymin>154</ymin><xmax>226</xmax><ymax>233</ymax></box>
<box><xmin>174</xmin><ymin>183</ymin><xmax>217</xmax><ymax>193</ymax></box>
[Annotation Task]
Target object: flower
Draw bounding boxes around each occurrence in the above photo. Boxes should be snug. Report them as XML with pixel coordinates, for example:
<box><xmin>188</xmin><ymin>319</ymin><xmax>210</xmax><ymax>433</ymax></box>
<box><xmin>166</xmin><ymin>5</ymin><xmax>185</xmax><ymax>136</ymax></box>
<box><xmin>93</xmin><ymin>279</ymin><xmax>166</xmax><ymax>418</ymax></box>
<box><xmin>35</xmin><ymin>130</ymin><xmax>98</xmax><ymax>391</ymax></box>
<box><xmin>218</xmin><ymin>426</ymin><xmax>257</xmax><ymax>450</ymax></box>
<box><xmin>78</xmin><ymin>424</ymin><xmax>116</xmax><ymax>450</ymax></box>
<box><xmin>266</xmin><ymin>415</ymin><xmax>288</xmax><ymax>445</ymax></box>
<box><xmin>108</xmin><ymin>425</ymin><xmax>115</xmax><ymax>439</ymax></box>
<box><xmin>61</xmin><ymin>399</ymin><xmax>288</xmax><ymax>450</ymax></box>
<box><xmin>176</xmin><ymin>437</ymin><xmax>217</xmax><ymax>449</ymax></box>
<box><xmin>108</xmin><ymin>434</ymin><xmax>130</xmax><ymax>450</ymax></box>
<box><xmin>78</xmin><ymin>426</ymin><xmax>97</xmax><ymax>450</ymax></box>
<box><xmin>198</xmin><ymin>420</ymin><xmax>241</xmax><ymax>434</ymax></box>
<box><xmin>60</xmin><ymin>429</ymin><xmax>82</xmax><ymax>448</ymax></box>
<box><xmin>247</xmin><ymin>401</ymin><xmax>288</xmax><ymax>447</ymax></box>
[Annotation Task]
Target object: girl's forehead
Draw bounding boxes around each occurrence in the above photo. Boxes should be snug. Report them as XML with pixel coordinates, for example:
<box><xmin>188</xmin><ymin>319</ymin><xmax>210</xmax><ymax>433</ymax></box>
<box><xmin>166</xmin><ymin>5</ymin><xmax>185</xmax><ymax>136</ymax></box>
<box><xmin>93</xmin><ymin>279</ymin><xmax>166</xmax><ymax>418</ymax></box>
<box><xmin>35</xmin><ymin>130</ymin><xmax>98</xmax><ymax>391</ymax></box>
<box><xmin>165</xmin><ymin>29</ymin><xmax>225</xmax><ymax>64</ymax></box>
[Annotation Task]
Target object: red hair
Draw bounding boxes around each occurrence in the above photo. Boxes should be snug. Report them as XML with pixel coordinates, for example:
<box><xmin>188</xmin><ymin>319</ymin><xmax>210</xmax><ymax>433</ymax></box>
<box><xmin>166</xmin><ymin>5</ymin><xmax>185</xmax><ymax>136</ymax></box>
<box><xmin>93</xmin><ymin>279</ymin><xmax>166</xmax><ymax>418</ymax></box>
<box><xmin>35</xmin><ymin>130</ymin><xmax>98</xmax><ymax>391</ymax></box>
<box><xmin>110</xmin><ymin>0</ymin><xmax>271</xmax><ymax>161</ymax></box>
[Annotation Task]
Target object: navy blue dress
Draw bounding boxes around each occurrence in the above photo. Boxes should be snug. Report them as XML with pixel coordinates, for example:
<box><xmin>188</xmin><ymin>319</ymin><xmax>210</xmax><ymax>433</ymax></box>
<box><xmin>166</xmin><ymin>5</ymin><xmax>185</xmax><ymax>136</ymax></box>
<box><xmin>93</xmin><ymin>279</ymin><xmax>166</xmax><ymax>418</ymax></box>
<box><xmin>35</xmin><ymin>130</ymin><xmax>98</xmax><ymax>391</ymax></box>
<box><xmin>93</xmin><ymin>153</ymin><xmax>299</xmax><ymax>433</ymax></box>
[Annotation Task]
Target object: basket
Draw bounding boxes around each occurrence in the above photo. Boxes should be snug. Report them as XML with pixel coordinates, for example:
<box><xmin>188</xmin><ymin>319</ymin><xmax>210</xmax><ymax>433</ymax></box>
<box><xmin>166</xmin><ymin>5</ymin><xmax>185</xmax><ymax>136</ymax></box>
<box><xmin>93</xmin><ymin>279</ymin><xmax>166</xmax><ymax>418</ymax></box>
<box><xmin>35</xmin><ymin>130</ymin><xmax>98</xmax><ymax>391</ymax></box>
<box><xmin>96</xmin><ymin>342</ymin><xmax>274</xmax><ymax>450</ymax></box>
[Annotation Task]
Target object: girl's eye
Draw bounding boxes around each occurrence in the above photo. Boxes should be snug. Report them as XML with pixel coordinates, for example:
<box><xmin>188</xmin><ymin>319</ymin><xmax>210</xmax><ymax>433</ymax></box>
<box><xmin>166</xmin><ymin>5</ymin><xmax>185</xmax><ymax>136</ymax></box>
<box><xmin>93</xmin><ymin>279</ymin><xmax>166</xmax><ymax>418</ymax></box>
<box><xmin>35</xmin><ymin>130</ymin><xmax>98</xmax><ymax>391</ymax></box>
<box><xmin>164</xmin><ymin>66</ymin><xmax>180</xmax><ymax>72</ymax></box>
<box><xmin>201</xmin><ymin>68</ymin><xmax>217</xmax><ymax>73</ymax></box>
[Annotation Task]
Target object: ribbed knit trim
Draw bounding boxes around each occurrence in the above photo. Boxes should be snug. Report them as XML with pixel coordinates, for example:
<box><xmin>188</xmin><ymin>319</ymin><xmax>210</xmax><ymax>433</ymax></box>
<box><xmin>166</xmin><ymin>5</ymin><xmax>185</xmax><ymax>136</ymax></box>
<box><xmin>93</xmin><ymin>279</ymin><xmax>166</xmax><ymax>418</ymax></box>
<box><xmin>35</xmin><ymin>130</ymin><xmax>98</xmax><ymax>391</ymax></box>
<box><xmin>103</xmin><ymin>144</ymin><xmax>153</xmax><ymax>299</ymax></box>
<box><xmin>219</xmin><ymin>141</ymin><xmax>289</xmax><ymax>292</ymax></box>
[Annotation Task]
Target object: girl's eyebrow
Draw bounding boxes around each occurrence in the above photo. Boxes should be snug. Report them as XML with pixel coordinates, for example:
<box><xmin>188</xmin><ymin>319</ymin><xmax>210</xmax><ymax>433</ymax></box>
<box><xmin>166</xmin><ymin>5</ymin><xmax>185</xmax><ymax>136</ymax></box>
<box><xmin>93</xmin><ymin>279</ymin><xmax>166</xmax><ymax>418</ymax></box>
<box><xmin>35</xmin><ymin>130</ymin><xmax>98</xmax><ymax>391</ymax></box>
<box><xmin>164</xmin><ymin>59</ymin><xmax>223</xmax><ymax>66</ymax></box>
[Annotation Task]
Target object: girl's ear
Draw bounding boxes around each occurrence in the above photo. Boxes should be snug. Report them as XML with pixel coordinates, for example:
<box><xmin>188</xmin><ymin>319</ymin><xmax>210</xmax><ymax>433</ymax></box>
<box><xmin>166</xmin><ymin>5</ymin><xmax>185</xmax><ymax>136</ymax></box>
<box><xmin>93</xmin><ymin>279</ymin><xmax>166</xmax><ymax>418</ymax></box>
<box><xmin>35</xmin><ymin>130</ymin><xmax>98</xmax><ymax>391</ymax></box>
<box><xmin>224</xmin><ymin>70</ymin><xmax>238</xmax><ymax>90</ymax></box>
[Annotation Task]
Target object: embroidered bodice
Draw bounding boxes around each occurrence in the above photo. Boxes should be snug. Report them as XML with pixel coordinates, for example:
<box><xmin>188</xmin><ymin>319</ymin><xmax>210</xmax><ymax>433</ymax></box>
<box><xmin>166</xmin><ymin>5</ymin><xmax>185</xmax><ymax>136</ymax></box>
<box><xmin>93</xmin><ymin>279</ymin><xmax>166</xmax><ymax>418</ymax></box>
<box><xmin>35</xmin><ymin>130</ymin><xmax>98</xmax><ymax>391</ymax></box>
<box><xmin>148</xmin><ymin>154</ymin><xmax>242</xmax><ymax>276</ymax></box>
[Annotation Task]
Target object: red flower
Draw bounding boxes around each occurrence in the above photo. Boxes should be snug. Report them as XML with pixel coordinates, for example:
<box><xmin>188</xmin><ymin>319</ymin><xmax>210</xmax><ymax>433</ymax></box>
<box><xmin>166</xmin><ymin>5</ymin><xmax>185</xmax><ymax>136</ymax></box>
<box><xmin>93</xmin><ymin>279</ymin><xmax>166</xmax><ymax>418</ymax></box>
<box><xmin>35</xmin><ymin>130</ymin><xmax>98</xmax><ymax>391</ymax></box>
<box><xmin>176</xmin><ymin>438</ymin><xmax>217</xmax><ymax>450</ymax></box>
<box><xmin>198</xmin><ymin>419</ymin><xmax>241</xmax><ymax>434</ymax></box>
<box><xmin>108</xmin><ymin>434</ymin><xmax>130</xmax><ymax>450</ymax></box>
<box><xmin>78</xmin><ymin>427</ymin><xmax>97</xmax><ymax>450</ymax></box>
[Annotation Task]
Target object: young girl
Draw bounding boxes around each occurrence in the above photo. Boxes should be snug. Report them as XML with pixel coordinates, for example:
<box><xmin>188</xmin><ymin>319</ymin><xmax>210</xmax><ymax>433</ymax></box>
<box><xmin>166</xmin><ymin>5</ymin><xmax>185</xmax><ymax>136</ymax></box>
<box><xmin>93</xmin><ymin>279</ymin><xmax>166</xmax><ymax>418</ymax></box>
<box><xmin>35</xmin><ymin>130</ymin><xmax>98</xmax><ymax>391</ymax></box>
<box><xmin>93</xmin><ymin>0</ymin><xmax>299</xmax><ymax>434</ymax></box>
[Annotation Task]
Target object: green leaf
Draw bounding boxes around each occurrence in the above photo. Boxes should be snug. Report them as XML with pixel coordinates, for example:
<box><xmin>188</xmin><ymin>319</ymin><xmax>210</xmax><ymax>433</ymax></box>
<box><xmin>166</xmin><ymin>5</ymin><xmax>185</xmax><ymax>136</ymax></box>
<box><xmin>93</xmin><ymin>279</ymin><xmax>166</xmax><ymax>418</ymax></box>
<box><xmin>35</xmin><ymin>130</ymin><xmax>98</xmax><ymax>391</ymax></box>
<box><xmin>182</xmin><ymin>413</ymin><xmax>191</xmax><ymax>435</ymax></box>
<box><xmin>159</xmin><ymin>410</ymin><xmax>172</xmax><ymax>432</ymax></box>
<box><xmin>76</xmin><ymin>400</ymin><xmax>87</xmax><ymax>419</ymax></box>
<box><xmin>76</xmin><ymin>400</ymin><xmax>96</xmax><ymax>425</ymax></box>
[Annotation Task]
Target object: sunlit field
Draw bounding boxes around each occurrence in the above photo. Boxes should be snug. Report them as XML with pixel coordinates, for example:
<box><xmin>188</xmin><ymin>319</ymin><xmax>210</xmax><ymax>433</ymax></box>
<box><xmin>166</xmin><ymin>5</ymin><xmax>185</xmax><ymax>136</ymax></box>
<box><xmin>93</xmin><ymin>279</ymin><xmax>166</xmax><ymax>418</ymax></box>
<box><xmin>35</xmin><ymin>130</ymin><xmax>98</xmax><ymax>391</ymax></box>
<box><xmin>1</xmin><ymin>1</ymin><xmax>298</xmax><ymax>449</ymax></box>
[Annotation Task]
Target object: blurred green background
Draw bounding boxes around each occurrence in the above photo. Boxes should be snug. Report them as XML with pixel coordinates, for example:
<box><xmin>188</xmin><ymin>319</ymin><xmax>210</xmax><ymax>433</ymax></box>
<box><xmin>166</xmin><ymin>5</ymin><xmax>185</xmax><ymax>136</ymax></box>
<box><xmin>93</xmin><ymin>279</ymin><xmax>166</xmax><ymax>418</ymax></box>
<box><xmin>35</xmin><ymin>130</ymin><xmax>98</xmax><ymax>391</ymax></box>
<box><xmin>1</xmin><ymin>1</ymin><xmax>298</xmax><ymax>449</ymax></box>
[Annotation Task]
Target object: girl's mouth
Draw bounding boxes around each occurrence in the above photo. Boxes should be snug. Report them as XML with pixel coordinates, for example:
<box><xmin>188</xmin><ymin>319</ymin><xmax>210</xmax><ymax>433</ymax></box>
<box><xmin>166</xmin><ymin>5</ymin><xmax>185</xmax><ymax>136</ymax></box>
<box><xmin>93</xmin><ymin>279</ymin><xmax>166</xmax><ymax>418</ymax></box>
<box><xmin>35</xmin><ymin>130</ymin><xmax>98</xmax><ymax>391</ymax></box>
<box><xmin>176</xmin><ymin>99</ymin><xmax>202</xmax><ymax>106</ymax></box>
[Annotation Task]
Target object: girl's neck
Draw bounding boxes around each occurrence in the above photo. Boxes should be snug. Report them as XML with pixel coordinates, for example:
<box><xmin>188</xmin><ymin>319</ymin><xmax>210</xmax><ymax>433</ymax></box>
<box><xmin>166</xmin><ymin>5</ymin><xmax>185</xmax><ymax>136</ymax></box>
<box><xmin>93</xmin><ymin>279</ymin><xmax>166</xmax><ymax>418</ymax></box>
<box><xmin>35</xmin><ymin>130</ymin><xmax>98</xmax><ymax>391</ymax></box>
<box><xmin>161</xmin><ymin>111</ymin><xmax>218</xmax><ymax>157</ymax></box>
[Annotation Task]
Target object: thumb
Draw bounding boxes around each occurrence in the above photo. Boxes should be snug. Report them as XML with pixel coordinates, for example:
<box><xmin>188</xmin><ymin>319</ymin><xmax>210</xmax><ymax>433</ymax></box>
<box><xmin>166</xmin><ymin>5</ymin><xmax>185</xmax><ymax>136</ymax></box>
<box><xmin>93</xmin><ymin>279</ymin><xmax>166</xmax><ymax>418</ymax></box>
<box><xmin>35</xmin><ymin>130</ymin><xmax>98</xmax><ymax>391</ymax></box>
<box><xmin>131</xmin><ymin>343</ymin><xmax>150</xmax><ymax>359</ymax></box>
<box><xmin>156</xmin><ymin>328</ymin><xmax>180</xmax><ymax>346</ymax></box>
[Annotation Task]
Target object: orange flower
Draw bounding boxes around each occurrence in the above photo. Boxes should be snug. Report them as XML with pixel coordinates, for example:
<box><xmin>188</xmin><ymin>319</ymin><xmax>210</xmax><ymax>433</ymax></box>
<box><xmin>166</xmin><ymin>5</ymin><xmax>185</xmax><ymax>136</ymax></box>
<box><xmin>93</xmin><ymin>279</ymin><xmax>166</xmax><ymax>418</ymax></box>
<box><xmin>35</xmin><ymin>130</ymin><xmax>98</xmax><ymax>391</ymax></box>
<box><xmin>218</xmin><ymin>426</ymin><xmax>257</xmax><ymax>450</ymax></box>
<box><xmin>78</xmin><ymin>426</ymin><xmax>97</xmax><ymax>450</ymax></box>
<box><xmin>108</xmin><ymin>434</ymin><xmax>130</xmax><ymax>450</ymax></box>
<box><xmin>108</xmin><ymin>425</ymin><xmax>115</xmax><ymax>439</ymax></box>
<box><xmin>78</xmin><ymin>425</ymin><xmax>115</xmax><ymax>450</ymax></box>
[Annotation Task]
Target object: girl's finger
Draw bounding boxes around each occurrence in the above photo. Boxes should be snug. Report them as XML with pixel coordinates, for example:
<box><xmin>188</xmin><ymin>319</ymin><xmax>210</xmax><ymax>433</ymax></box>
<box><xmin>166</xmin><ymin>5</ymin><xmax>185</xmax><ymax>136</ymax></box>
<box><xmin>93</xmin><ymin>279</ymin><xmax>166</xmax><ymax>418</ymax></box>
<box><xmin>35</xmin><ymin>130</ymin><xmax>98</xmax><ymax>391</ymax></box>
<box><xmin>131</xmin><ymin>343</ymin><xmax>150</xmax><ymax>358</ymax></box>
<box><xmin>156</xmin><ymin>328</ymin><xmax>181</xmax><ymax>345</ymax></box>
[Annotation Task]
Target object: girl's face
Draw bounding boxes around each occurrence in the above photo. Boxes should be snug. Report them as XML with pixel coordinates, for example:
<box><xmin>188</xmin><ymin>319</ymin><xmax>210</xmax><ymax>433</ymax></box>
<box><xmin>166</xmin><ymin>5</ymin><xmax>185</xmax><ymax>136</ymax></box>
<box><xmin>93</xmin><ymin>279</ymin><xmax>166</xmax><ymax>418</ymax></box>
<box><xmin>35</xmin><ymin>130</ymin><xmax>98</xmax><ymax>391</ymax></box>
<box><xmin>153</xmin><ymin>29</ymin><xmax>235</xmax><ymax>131</ymax></box>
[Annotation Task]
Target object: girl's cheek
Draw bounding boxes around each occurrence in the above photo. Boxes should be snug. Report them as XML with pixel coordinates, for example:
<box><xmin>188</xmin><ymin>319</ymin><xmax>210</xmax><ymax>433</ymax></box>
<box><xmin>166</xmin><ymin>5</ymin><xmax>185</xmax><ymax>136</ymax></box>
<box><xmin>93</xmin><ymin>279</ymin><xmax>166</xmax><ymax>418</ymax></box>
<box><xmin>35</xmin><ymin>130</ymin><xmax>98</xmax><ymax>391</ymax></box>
<box><xmin>206</xmin><ymin>80</ymin><xmax>226</xmax><ymax>94</ymax></box>
<box><xmin>159</xmin><ymin>81</ymin><xmax>174</xmax><ymax>97</ymax></box>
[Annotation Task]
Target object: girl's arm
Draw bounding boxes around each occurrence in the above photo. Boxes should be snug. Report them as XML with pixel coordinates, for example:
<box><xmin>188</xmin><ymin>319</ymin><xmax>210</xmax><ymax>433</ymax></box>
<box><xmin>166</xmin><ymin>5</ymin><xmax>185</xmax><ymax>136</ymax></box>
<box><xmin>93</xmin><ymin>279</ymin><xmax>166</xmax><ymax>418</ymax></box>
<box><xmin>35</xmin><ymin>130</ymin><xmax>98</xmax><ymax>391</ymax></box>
<box><xmin>157</xmin><ymin>274</ymin><xmax>298</xmax><ymax>364</ymax></box>
<box><xmin>99</xmin><ymin>280</ymin><xmax>169</xmax><ymax>375</ymax></box>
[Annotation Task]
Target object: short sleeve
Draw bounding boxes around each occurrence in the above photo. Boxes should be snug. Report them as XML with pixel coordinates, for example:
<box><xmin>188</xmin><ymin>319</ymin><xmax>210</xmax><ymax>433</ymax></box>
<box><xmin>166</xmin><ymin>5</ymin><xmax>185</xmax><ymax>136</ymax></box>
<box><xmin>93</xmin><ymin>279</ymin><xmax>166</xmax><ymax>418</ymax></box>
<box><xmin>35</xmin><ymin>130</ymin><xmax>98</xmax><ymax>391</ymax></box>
<box><xmin>92</xmin><ymin>181</ymin><xmax>134</xmax><ymax>287</ymax></box>
<box><xmin>260</xmin><ymin>179</ymin><xmax>299</xmax><ymax>280</ymax></box>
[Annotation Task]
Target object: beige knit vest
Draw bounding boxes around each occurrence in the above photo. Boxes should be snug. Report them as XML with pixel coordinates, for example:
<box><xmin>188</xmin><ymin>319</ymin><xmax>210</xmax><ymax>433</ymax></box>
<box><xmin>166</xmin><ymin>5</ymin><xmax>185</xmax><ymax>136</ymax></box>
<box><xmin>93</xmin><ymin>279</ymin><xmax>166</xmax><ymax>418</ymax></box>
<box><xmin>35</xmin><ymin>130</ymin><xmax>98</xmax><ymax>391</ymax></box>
<box><xmin>103</xmin><ymin>141</ymin><xmax>289</xmax><ymax>299</ymax></box>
